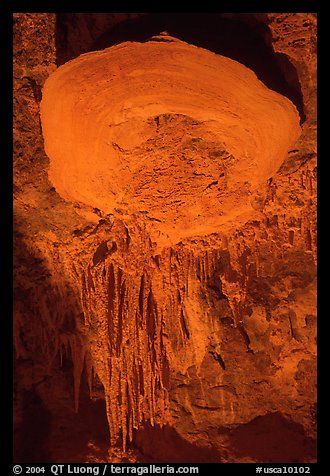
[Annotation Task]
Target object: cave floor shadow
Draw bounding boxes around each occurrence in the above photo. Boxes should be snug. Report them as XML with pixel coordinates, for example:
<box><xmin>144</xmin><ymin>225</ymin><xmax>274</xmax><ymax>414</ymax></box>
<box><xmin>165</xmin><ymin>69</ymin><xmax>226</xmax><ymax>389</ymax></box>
<box><xmin>132</xmin><ymin>423</ymin><xmax>221</xmax><ymax>463</ymax></box>
<box><xmin>228</xmin><ymin>412</ymin><xmax>317</xmax><ymax>463</ymax></box>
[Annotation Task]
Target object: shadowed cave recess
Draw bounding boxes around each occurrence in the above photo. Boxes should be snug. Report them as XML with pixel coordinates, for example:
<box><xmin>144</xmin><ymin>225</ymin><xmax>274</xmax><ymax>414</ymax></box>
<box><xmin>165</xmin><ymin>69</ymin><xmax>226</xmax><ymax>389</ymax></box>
<box><xmin>13</xmin><ymin>13</ymin><xmax>317</xmax><ymax>463</ymax></box>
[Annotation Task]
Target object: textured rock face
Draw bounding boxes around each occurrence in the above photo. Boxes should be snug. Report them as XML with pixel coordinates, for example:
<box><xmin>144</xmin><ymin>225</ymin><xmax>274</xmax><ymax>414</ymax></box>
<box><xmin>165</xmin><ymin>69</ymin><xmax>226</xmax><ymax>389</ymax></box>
<box><xmin>41</xmin><ymin>38</ymin><xmax>300</xmax><ymax>244</ymax></box>
<box><xmin>14</xmin><ymin>13</ymin><xmax>317</xmax><ymax>463</ymax></box>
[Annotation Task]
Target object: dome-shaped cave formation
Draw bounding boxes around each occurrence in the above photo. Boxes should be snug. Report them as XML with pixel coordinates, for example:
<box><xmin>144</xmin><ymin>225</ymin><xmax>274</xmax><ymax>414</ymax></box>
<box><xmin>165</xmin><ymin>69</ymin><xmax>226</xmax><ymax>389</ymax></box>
<box><xmin>13</xmin><ymin>12</ymin><xmax>317</xmax><ymax>464</ymax></box>
<box><xmin>41</xmin><ymin>37</ymin><xmax>301</xmax><ymax>244</ymax></box>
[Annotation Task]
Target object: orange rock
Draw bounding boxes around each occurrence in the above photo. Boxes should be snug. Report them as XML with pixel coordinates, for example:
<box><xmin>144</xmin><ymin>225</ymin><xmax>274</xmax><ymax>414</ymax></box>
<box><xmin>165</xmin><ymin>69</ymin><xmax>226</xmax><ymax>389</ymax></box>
<box><xmin>41</xmin><ymin>37</ymin><xmax>301</xmax><ymax>246</ymax></box>
<box><xmin>14</xmin><ymin>14</ymin><xmax>316</xmax><ymax>463</ymax></box>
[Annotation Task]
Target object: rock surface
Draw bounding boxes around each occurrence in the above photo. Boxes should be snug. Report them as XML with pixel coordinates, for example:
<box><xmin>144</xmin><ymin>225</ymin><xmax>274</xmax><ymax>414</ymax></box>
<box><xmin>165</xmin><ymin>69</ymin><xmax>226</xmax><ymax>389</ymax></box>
<box><xmin>41</xmin><ymin>37</ymin><xmax>300</xmax><ymax>246</ymax></box>
<box><xmin>13</xmin><ymin>13</ymin><xmax>317</xmax><ymax>463</ymax></box>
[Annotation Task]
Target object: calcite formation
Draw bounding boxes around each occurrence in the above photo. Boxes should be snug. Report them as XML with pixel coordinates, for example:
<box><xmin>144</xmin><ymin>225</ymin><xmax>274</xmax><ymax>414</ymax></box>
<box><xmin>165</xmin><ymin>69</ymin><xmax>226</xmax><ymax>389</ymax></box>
<box><xmin>41</xmin><ymin>37</ymin><xmax>300</xmax><ymax>244</ymax></box>
<box><xmin>13</xmin><ymin>13</ymin><xmax>317</xmax><ymax>463</ymax></box>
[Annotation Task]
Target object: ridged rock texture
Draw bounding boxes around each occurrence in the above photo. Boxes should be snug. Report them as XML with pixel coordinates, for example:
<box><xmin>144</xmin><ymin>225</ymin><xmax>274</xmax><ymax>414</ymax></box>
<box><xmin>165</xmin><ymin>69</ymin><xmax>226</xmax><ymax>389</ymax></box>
<box><xmin>14</xmin><ymin>13</ymin><xmax>317</xmax><ymax>464</ymax></box>
<box><xmin>41</xmin><ymin>37</ymin><xmax>301</xmax><ymax>244</ymax></box>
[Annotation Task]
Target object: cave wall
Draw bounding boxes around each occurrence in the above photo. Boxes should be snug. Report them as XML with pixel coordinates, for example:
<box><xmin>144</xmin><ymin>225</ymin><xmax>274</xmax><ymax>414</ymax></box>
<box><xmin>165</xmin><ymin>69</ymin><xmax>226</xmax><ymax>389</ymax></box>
<box><xmin>13</xmin><ymin>13</ymin><xmax>317</xmax><ymax>463</ymax></box>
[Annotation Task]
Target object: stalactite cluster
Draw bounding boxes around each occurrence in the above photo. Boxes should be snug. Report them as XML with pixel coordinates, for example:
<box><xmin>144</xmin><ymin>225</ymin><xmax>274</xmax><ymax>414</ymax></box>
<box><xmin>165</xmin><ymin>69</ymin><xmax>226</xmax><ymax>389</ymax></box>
<box><xmin>63</xmin><ymin>219</ymin><xmax>233</xmax><ymax>450</ymax></box>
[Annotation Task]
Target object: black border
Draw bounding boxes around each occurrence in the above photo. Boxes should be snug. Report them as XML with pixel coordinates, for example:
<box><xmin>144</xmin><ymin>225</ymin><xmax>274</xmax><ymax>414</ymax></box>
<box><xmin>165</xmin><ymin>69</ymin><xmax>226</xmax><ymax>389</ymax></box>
<box><xmin>1</xmin><ymin>1</ymin><xmax>14</xmax><ymax>468</ymax></box>
<box><xmin>5</xmin><ymin>0</ymin><xmax>322</xmax><ymax>14</ymax></box>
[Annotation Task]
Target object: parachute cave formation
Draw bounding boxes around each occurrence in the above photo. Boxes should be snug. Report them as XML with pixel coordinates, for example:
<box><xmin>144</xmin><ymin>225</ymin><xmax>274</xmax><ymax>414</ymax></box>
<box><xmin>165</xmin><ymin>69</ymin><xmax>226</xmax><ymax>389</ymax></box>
<box><xmin>13</xmin><ymin>13</ymin><xmax>317</xmax><ymax>463</ymax></box>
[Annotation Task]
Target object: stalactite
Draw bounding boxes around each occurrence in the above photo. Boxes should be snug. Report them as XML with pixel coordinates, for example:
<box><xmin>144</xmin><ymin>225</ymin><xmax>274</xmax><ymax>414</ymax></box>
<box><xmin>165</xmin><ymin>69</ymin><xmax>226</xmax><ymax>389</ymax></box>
<box><xmin>68</xmin><ymin>334</ymin><xmax>86</xmax><ymax>413</ymax></box>
<box><xmin>85</xmin><ymin>351</ymin><xmax>94</xmax><ymax>398</ymax></box>
<box><xmin>68</xmin><ymin>224</ymin><xmax>177</xmax><ymax>450</ymax></box>
<box><xmin>62</xmin><ymin>218</ymin><xmax>261</xmax><ymax>451</ymax></box>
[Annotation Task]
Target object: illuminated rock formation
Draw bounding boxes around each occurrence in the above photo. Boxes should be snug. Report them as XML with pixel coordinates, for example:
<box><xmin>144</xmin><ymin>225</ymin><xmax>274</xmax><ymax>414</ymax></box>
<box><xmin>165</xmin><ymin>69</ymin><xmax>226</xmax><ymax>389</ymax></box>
<box><xmin>38</xmin><ymin>36</ymin><xmax>306</xmax><ymax>453</ymax></box>
<box><xmin>14</xmin><ymin>13</ymin><xmax>317</xmax><ymax>463</ymax></box>
<box><xmin>41</xmin><ymin>37</ymin><xmax>300</xmax><ymax>246</ymax></box>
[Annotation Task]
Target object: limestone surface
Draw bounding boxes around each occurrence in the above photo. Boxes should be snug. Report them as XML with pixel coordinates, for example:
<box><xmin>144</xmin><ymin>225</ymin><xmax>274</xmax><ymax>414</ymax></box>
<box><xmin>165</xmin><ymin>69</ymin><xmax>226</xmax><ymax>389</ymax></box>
<box><xmin>41</xmin><ymin>37</ymin><xmax>301</xmax><ymax>245</ymax></box>
<box><xmin>13</xmin><ymin>13</ymin><xmax>317</xmax><ymax>463</ymax></box>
